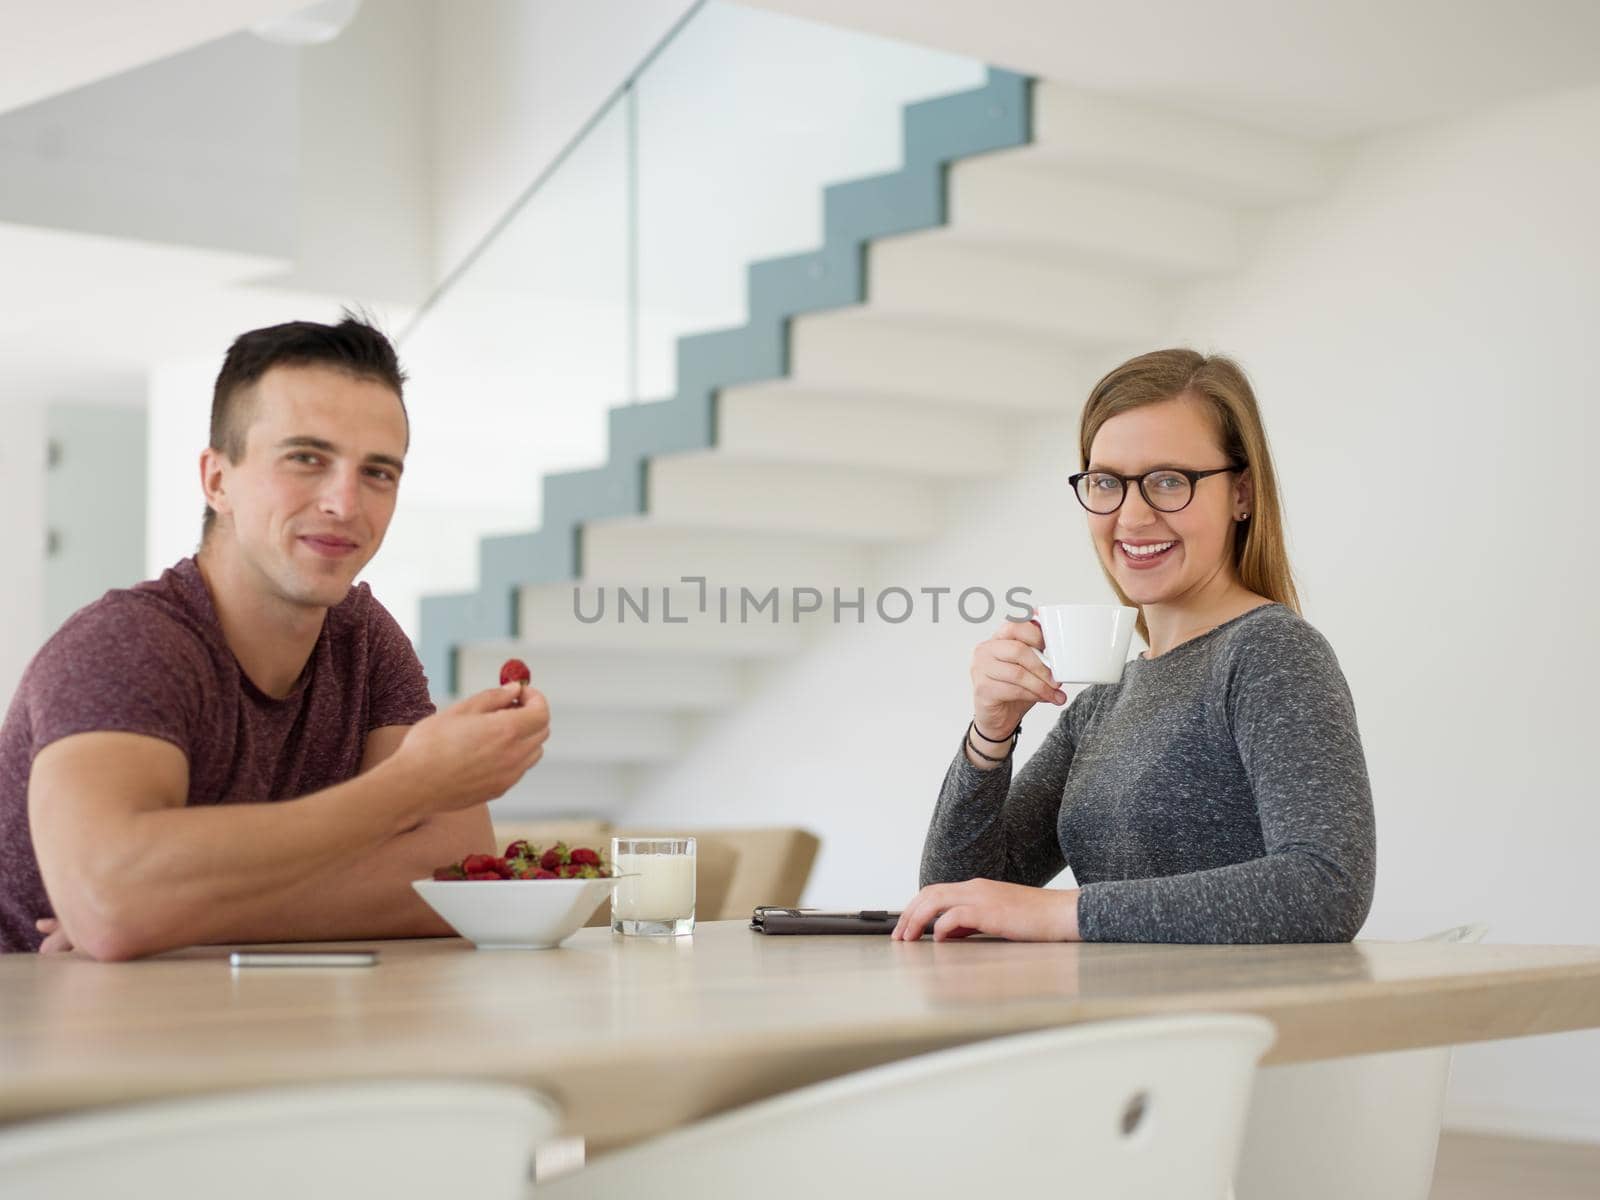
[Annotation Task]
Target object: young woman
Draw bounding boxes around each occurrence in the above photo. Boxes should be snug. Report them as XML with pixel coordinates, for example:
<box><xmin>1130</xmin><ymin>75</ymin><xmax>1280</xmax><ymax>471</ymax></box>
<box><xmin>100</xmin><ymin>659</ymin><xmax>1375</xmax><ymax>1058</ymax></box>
<box><xmin>894</xmin><ymin>349</ymin><xmax>1375</xmax><ymax>944</ymax></box>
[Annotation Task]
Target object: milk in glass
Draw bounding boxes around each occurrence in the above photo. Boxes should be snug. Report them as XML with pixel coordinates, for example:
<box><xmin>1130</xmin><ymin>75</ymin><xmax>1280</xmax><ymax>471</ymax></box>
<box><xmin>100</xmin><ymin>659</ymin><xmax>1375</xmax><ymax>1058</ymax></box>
<box><xmin>611</xmin><ymin>837</ymin><xmax>695</xmax><ymax>936</ymax></box>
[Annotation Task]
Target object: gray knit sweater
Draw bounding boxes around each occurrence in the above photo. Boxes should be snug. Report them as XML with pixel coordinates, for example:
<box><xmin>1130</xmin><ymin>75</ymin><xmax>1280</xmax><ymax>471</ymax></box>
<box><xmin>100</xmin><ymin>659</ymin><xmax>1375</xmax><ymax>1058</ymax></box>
<box><xmin>920</xmin><ymin>603</ymin><xmax>1376</xmax><ymax>943</ymax></box>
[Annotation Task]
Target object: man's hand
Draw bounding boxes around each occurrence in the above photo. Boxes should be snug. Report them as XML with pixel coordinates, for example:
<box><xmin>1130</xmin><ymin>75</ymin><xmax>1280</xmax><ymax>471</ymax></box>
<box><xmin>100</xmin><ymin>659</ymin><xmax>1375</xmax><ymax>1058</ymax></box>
<box><xmin>385</xmin><ymin>683</ymin><xmax>550</xmax><ymax>812</ymax></box>
<box><xmin>891</xmin><ymin>879</ymin><xmax>1081</xmax><ymax>942</ymax></box>
<box><xmin>35</xmin><ymin>917</ymin><xmax>74</xmax><ymax>954</ymax></box>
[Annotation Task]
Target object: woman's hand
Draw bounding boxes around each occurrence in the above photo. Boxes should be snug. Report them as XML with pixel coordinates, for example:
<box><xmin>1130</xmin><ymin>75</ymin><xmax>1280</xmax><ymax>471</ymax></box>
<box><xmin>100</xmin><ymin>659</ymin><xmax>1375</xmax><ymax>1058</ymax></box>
<box><xmin>891</xmin><ymin>879</ymin><xmax>1081</xmax><ymax>942</ymax></box>
<box><xmin>970</xmin><ymin>617</ymin><xmax>1066</xmax><ymax>743</ymax></box>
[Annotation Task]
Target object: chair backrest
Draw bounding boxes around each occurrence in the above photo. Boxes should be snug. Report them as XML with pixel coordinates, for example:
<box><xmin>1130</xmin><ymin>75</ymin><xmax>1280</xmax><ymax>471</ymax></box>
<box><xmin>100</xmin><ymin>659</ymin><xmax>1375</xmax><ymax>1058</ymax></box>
<box><xmin>1233</xmin><ymin>922</ymin><xmax>1490</xmax><ymax>1200</ymax></box>
<box><xmin>492</xmin><ymin>819</ymin><xmax>613</xmax><ymax>857</ymax></box>
<box><xmin>537</xmin><ymin>1014</ymin><xmax>1275</xmax><ymax>1199</ymax></box>
<box><xmin>615</xmin><ymin>825</ymin><xmax>820</xmax><ymax>919</ymax></box>
<box><xmin>683</xmin><ymin>826</ymin><xmax>820</xmax><ymax>917</ymax></box>
<box><xmin>496</xmin><ymin>822</ymin><xmax>820</xmax><ymax>923</ymax></box>
<box><xmin>492</xmin><ymin>825</ymin><xmax>748</xmax><ymax>928</ymax></box>
<box><xmin>0</xmin><ymin>1080</ymin><xmax>559</xmax><ymax>1200</ymax></box>
<box><xmin>683</xmin><ymin>835</ymin><xmax>742</xmax><ymax>919</ymax></box>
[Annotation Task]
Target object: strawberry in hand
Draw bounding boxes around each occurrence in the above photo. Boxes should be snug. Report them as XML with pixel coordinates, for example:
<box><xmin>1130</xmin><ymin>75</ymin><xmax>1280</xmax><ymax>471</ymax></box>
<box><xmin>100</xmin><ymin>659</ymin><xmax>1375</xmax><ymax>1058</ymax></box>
<box><xmin>499</xmin><ymin>658</ymin><xmax>531</xmax><ymax>706</ymax></box>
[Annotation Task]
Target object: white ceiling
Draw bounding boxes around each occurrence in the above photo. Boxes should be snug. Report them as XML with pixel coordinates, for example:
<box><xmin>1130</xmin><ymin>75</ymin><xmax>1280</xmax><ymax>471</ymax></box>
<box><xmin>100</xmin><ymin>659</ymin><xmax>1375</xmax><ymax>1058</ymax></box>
<box><xmin>0</xmin><ymin>0</ymin><xmax>309</xmax><ymax>115</ymax></box>
<box><xmin>31</xmin><ymin>0</ymin><xmax>1598</xmax><ymax>141</ymax></box>
<box><xmin>736</xmin><ymin>0</ymin><xmax>1600</xmax><ymax>139</ymax></box>
<box><xmin>0</xmin><ymin>221</ymin><xmax>415</xmax><ymax>404</ymax></box>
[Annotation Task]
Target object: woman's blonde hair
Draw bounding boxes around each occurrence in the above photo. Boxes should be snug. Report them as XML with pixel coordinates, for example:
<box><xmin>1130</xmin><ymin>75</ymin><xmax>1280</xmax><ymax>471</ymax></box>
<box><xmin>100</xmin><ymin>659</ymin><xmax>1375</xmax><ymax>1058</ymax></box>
<box><xmin>1077</xmin><ymin>348</ymin><xmax>1300</xmax><ymax>647</ymax></box>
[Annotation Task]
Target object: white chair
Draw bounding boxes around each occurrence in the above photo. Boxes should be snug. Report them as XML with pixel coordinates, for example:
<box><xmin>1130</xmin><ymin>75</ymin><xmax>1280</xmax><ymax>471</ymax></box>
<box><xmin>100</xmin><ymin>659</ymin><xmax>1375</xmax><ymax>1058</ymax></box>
<box><xmin>0</xmin><ymin>1079</ymin><xmax>560</xmax><ymax>1200</ymax></box>
<box><xmin>1233</xmin><ymin>923</ymin><xmax>1490</xmax><ymax>1200</ymax></box>
<box><xmin>535</xmin><ymin>1014</ymin><xmax>1275</xmax><ymax>1199</ymax></box>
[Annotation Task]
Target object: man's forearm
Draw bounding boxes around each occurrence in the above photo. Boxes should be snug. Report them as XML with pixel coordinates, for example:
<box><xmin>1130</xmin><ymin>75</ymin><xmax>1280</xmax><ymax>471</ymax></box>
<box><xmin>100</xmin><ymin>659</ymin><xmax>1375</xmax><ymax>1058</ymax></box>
<box><xmin>71</xmin><ymin>757</ymin><xmax>447</xmax><ymax>958</ymax></box>
<box><xmin>188</xmin><ymin>804</ymin><xmax>495</xmax><ymax>945</ymax></box>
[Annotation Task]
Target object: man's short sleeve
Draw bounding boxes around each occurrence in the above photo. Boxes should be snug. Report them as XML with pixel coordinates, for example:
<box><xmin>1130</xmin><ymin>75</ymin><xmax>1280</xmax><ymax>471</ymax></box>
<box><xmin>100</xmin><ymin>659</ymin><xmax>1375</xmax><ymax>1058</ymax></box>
<box><xmin>23</xmin><ymin>599</ymin><xmax>205</xmax><ymax>760</ymax></box>
<box><xmin>364</xmin><ymin>596</ymin><xmax>437</xmax><ymax>731</ymax></box>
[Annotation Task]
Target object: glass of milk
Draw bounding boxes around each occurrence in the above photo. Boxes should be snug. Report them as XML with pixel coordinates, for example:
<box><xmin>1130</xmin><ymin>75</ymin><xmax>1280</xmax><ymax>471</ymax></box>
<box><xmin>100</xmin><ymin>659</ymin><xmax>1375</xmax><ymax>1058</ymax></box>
<box><xmin>611</xmin><ymin>837</ymin><xmax>696</xmax><ymax>936</ymax></box>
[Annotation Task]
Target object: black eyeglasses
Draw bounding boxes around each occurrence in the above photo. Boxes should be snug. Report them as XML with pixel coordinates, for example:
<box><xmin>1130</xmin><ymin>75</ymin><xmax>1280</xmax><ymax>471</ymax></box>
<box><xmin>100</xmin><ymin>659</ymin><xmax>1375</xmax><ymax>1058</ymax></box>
<box><xmin>1067</xmin><ymin>465</ymin><xmax>1242</xmax><ymax>515</ymax></box>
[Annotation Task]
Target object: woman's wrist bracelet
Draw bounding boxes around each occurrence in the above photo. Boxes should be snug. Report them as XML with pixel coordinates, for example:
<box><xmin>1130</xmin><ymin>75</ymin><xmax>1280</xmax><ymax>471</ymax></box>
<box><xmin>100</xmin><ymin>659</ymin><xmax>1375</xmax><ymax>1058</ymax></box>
<box><xmin>965</xmin><ymin>734</ymin><xmax>1012</xmax><ymax>764</ymax></box>
<box><xmin>969</xmin><ymin>717</ymin><xmax>1022</xmax><ymax>745</ymax></box>
<box><xmin>966</xmin><ymin>718</ymin><xmax>1020</xmax><ymax>763</ymax></box>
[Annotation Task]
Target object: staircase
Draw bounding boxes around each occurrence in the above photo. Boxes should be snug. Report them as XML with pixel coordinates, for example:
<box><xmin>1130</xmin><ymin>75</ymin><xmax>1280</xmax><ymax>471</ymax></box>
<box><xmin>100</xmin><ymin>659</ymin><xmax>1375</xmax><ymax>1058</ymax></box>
<box><xmin>421</xmin><ymin>73</ymin><xmax>1330</xmax><ymax>808</ymax></box>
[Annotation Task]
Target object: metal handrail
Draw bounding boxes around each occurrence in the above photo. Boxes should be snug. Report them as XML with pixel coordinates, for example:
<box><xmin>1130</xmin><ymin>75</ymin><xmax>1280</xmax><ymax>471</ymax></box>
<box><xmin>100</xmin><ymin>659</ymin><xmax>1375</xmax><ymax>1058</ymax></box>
<box><xmin>399</xmin><ymin>0</ymin><xmax>709</xmax><ymax>343</ymax></box>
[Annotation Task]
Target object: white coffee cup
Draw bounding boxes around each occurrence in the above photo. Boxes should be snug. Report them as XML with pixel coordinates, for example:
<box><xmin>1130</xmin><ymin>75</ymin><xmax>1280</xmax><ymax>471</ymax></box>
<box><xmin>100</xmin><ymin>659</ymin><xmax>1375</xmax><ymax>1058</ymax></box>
<box><xmin>1031</xmin><ymin>604</ymin><xmax>1139</xmax><ymax>684</ymax></box>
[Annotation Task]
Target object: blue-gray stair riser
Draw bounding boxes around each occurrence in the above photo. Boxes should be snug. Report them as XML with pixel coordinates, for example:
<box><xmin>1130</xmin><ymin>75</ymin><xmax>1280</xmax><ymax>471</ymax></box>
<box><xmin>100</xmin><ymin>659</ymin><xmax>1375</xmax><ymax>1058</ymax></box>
<box><xmin>420</xmin><ymin>68</ymin><xmax>1031</xmax><ymax>697</ymax></box>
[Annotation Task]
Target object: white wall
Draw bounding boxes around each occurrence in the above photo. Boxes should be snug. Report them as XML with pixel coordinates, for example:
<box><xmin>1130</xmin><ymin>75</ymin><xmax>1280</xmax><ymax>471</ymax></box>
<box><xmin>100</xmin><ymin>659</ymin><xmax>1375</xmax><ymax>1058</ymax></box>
<box><xmin>44</xmin><ymin>403</ymin><xmax>148</xmax><ymax>631</ymax></box>
<box><xmin>618</xmin><ymin>83</ymin><xmax>1600</xmax><ymax>1139</ymax></box>
<box><xmin>270</xmin><ymin>0</ymin><xmax>434</xmax><ymax>304</ymax></box>
<box><xmin>0</xmin><ymin>403</ymin><xmax>47</xmax><ymax>709</ymax></box>
<box><xmin>145</xmin><ymin>359</ymin><xmax>216</xmax><ymax>578</ymax></box>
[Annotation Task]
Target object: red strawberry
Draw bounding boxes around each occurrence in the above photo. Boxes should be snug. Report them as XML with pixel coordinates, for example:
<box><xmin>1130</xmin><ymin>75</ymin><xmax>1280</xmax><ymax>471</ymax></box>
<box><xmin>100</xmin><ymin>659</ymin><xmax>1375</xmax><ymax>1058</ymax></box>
<box><xmin>569</xmin><ymin>847</ymin><xmax>601</xmax><ymax>868</ymax></box>
<box><xmin>466</xmin><ymin>871</ymin><xmax>501</xmax><ymax>881</ymax></box>
<box><xmin>504</xmin><ymin>839</ymin><xmax>531</xmax><ymax>860</ymax></box>
<box><xmin>539</xmin><ymin>847</ymin><xmax>563</xmax><ymax>871</ymax></box>
<box><xmin>461</xmin><ymin>853</ymin><xmax>498</xmax><ymax>875</ymax></box>
<box><xmin>559</xmin><ymin>863</ymin><xmax>585</xmax><ymax>878</ymax></box>
<box><xmin>533</xmin><ymin>869</ymin><xmax>559</xmax><ymax>880</ymax></box>
<box><xmin>499</xmin><ymin>659</ymin><xmax>531</xmax><ymax>708</ymax></box>
<box><xmin>491</xmin><ymin>857</ymin><xmax>512</xmax><ymax>879</ymax></box>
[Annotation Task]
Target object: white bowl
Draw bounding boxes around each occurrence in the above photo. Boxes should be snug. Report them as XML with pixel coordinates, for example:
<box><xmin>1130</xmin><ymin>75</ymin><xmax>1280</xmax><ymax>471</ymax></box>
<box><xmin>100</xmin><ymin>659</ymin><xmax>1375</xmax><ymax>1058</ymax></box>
<box><xmin>411</xmin><ymin>876</ymin><xmax>620</xmax><ymax>949</ymax></box>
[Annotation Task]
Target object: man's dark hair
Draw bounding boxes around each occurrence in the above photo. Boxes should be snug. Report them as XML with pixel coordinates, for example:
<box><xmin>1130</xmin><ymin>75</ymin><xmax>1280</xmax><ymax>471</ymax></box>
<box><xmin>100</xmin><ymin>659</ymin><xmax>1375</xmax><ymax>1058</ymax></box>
<box><xmin>203</xmin><ymin>312</ymin><xmax>408</xmax><ymax>536</ymax></box>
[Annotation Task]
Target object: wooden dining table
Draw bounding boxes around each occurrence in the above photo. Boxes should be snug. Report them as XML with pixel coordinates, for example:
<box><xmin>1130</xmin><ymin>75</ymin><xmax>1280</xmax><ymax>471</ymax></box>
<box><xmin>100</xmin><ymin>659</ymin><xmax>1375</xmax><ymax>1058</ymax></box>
<box><xmin>4</xmin><ymin>920</ymin><xmax>1600</xmax><ymax>1153</ymax></box>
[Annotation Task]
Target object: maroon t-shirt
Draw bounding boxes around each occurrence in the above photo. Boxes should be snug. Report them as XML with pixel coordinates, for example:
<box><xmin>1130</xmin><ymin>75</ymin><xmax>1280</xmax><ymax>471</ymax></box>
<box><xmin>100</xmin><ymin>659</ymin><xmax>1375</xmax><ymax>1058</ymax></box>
<box><xmin>0</xmin><ymin>558</ymin><xmax>435</xmax><ymax>952</ymax></box>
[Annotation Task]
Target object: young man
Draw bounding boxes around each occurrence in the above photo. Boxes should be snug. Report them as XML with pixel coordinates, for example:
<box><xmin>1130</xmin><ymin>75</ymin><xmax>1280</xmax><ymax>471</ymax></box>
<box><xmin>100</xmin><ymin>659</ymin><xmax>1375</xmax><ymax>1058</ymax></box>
<box><xmin>0</xmin><ymin>316</ymin><xmax>547</xmax><ymax>959</ymax></box>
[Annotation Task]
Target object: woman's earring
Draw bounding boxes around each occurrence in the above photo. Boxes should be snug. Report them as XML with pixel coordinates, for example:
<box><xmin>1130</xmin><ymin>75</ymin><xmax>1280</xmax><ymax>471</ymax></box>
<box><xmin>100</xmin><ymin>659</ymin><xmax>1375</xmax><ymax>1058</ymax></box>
<box><xmin>1236</xmin><ymin>512</ymin><xmax>1249</xmax><ymax>522</ymax></box>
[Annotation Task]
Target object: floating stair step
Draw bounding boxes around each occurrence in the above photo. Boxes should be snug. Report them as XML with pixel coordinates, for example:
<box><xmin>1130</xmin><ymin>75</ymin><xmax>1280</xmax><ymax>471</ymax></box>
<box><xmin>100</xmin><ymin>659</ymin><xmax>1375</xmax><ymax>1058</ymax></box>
<box><xmin>419</xmin><ymin>67</ymin><xmax>1335</xmax><ymax>738</ymax></box>
<box><xmin>1028</xmin><ymin>82</ymin><xmax>1330</xmax><ymax>207</ymax></box>
<box><xmin>578</xmin><ymin>518</ymin><xmax>875</xmax><ymax>590</ymax></box>
<box><xmin>515</xmin><ymin>583</ymin><xmax>811</xmax><ymax>658</ymax></box>
<box><xmin>948</xmin><ymin>151</ymin><xmax>1243</xmax><ymax>278</ymax></box>
<box><xmin>866</xmin><ymin>228</ymin><xmax>1172</xmax><ymax>342</ymax></box>
<box><xmin>645</xmin><ymin>452</ymin><xmax>941</xmax><ymax>542</ymax></box>
<box><xmin>537</xmin><ymin>709</ymin><xmax>689</xmax><ymax>765</ymax></box>
<box><xmin>456</xmin><ymin>646</ymin><xmax>743</xmax><ymax>713</ymax></box>
<box><xmin>788</xmin><ymin>307</ymin><xmax>1104</xmax><ymax>412</ymax></box>
<box><xmin>490</xmin><ymin>763</ymin><xmax>635</xmax><ymax>817</ymax></box>
<box><xmin>716</xmin><ymin>380</ymin><xmax>1009</xmax><ymax>477</ymax></box>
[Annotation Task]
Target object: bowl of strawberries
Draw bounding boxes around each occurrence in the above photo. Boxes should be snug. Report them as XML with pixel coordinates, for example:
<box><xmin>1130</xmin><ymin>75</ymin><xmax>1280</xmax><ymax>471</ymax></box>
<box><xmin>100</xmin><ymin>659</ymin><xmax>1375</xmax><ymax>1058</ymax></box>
<box><xmin>412</xmin><ymin>840</ymin><xmax>625</xmax><ymax>949</ymax></box>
